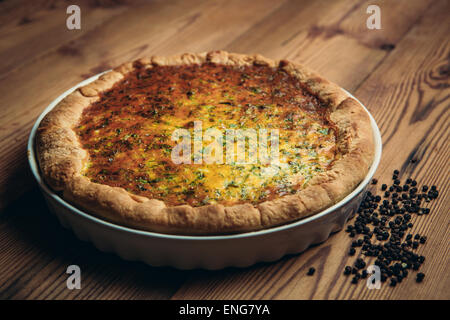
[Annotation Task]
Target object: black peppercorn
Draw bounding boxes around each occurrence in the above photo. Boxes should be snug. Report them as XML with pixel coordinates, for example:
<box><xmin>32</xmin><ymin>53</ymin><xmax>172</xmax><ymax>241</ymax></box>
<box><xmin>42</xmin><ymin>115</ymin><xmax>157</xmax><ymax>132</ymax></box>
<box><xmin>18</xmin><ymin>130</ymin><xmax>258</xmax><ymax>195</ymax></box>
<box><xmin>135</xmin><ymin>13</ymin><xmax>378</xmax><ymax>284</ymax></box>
<box><xmin>416</xmin><ymin>272</ymin><xmax>425</xmax><ymax>283</ymax></box>
<box><xmin>344</xmin><ymin>266</ymin><xmax>352</xmax><ymax>275</ymax></box>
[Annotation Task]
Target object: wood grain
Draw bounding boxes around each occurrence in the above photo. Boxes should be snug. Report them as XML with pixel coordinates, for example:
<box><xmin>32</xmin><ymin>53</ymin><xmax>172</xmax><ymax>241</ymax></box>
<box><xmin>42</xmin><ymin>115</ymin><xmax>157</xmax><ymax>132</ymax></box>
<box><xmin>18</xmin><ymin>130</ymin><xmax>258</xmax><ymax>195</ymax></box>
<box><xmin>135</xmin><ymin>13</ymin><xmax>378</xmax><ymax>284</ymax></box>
<box><xmin>0</xmin><ymin>0</ymin><xmax>448</xmax><ymax>300</ymax></box>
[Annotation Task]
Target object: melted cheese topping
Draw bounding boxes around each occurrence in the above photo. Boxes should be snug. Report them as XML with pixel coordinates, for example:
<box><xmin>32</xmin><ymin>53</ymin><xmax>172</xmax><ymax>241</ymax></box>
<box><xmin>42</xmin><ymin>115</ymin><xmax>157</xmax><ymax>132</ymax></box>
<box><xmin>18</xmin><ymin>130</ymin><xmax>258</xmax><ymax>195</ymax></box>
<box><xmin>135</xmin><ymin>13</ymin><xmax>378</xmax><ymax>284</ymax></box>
<box><xmin>76</xmin><ymin>63</ymin><xmax>338</xmax><ymax>206</ymax></box>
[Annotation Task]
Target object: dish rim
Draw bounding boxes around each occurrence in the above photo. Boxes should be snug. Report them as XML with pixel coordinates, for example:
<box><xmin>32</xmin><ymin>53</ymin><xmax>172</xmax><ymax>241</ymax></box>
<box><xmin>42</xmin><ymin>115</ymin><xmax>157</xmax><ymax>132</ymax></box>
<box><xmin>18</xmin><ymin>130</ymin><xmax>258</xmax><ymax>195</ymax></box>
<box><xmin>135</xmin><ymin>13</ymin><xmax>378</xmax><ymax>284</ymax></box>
<box><xmin>27</xmin><ymin>72</ymin><xmax>382</xmax><ymax>241</ymax></box>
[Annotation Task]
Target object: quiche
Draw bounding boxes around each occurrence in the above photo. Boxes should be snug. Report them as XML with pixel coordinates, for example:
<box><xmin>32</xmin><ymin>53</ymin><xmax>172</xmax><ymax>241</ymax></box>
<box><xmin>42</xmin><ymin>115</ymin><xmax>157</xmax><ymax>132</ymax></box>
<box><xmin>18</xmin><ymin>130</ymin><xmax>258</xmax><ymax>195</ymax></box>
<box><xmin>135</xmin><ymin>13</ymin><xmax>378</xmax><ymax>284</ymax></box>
<box><xmin>36</xmin><ymin>51</ymin><xmax>374</xmax><ymax>235</ymax></box>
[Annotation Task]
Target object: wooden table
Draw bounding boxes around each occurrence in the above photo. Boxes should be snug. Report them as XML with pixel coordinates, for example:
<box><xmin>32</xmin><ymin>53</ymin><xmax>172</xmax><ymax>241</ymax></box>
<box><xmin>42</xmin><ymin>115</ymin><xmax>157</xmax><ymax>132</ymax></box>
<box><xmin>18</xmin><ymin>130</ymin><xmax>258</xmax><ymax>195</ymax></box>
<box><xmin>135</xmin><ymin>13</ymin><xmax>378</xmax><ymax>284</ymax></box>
<box><xmin>0</xmin><ymin>0</ymin><xmax>448</xmax><ymax>300</ymax></box>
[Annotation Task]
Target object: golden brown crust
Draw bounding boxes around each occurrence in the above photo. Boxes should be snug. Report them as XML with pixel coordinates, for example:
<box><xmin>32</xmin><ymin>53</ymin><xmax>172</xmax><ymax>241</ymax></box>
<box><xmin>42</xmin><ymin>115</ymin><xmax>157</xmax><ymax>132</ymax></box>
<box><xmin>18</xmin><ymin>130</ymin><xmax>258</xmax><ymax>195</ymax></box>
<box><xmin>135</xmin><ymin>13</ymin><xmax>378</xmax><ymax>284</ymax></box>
<box><xmin>36</xmin><ymin>50</ymin><xmax>374</xmax><ymax>235</ymax></box>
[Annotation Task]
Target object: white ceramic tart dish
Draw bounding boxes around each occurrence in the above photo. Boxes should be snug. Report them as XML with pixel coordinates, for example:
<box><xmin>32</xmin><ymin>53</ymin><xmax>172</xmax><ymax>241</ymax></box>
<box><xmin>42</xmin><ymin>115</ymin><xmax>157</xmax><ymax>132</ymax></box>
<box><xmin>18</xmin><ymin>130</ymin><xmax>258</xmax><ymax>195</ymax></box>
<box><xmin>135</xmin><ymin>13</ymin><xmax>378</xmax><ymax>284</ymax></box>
<box><xmin>28</xmin><ymin>52</ymin><xmax>381</xmax><ymax>269</ymax></box>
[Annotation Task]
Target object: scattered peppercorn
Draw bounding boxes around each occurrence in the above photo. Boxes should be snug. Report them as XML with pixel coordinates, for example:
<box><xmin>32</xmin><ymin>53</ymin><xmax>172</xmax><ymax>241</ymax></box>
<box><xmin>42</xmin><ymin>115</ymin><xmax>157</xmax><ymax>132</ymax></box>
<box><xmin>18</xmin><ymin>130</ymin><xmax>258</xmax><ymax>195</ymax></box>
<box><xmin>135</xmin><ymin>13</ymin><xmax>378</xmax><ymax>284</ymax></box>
<box><xmin>344</xmin><ymin>266</ymin><xmax>352</xmax><ymax>275</ymax></box>
<box><xmin>307</xmin><ymin>267</ymin><xmax>316</xmax><ymax>276</ymax></box>
<box><xmin>416</xmin><ymin>272</ymin><xmax>425</xmax><ymax>283</ymax></box>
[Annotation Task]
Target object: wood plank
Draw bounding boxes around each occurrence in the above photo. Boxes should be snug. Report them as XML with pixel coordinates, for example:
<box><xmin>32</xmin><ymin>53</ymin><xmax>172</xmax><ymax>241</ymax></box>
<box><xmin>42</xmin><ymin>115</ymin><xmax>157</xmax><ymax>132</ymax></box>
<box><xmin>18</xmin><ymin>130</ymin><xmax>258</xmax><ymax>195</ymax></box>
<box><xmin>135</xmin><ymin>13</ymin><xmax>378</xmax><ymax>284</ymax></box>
<box><xmin>349</xmin><ymin>0</ymin><xmax>450</xmax><ymax>300</ymax></box>
<box><xmin>171</xmin><ymin>0</ymin><xmax>448</xmax><ymax>300</ymax></box>
<box><xmin>226</xmin><ymin>0</ymin><xmax>433</xmax><ymax>89</ymax></box>
<box><xmin>0</xmin><ymin>0</ymin><xmax>136</xmax><ymax>78</ymax></box>
<box><xmin>0</xmin><ymin>187</ymin><xmax>190</xmax><ymax>299</ymax></box>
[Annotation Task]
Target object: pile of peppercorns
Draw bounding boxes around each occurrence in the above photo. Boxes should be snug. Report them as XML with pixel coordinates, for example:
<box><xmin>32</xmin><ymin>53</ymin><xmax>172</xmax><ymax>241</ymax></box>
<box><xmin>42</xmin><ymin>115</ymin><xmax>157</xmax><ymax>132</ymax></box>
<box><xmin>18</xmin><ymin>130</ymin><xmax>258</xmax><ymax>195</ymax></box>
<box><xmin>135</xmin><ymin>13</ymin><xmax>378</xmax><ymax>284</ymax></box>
<box><xmin>343</xmin><ymin>169</ymin><xmax>439</xmax><ymax>287</ymax></box>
